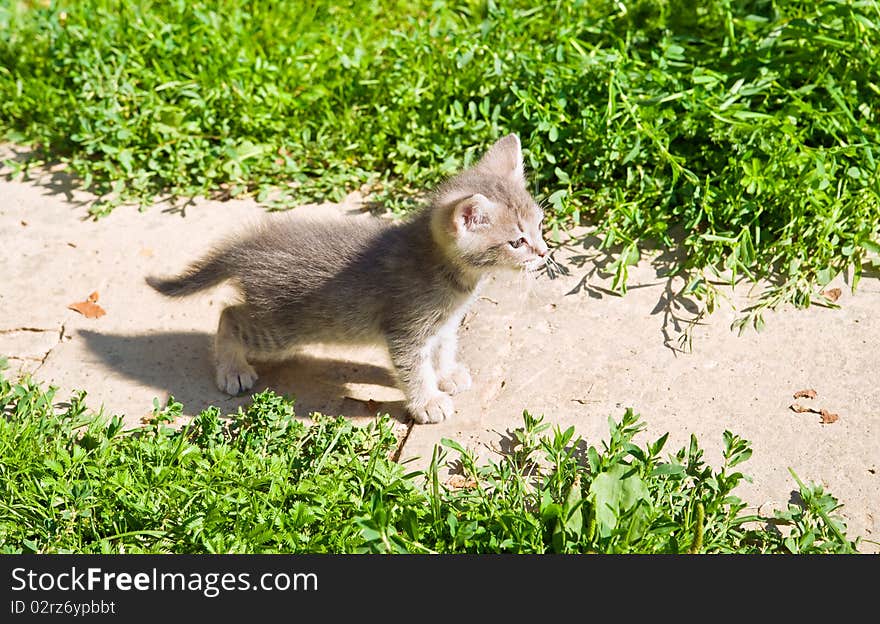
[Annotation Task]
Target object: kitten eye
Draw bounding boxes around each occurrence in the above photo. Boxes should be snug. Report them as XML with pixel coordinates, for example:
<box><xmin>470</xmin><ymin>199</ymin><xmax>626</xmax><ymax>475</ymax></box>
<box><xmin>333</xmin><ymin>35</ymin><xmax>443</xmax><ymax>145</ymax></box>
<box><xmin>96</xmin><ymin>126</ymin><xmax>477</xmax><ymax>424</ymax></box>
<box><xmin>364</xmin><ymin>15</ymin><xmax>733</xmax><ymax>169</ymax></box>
<box><xmin>509</xmin><ymin>237</ymin><xmax>526</xmax><ymax>249</ymax></box>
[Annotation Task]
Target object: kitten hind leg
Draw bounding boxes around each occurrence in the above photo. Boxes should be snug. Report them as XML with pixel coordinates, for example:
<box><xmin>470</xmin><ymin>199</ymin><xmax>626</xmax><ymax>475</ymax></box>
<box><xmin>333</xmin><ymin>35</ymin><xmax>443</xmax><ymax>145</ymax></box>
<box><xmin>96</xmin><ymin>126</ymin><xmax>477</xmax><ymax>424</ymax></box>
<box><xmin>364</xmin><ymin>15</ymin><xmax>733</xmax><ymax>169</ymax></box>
<box><xmin>214</xmin><ymin>304</ymin><xmax>259</xmax><ymax>395</ymax></box>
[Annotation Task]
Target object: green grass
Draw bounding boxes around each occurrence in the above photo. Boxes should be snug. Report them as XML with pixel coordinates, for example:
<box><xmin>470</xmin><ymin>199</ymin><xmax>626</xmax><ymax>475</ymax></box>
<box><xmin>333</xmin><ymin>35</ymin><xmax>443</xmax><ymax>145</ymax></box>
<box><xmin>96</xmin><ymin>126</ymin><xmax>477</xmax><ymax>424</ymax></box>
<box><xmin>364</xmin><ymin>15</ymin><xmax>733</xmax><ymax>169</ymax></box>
<box><xmin>2</xmin><ymin>0</ymin><xmax>880</xmax><ymax>320</ymax></box>
<box><xmin>0</xmin><ymin>373</ymin><xmax>858</xmax><ymax>554</ymax></box>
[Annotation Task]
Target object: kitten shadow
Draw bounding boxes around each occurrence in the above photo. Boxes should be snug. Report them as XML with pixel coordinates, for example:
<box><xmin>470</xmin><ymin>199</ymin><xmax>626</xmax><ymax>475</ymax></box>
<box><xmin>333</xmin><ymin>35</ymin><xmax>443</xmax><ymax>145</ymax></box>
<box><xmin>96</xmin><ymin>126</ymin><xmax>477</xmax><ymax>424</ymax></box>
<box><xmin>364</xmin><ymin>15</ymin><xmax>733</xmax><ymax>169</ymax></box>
<box><xmin>77</xmin><ymin>330</ymin><xmax>410</xmax><ymax>423</ymax></box>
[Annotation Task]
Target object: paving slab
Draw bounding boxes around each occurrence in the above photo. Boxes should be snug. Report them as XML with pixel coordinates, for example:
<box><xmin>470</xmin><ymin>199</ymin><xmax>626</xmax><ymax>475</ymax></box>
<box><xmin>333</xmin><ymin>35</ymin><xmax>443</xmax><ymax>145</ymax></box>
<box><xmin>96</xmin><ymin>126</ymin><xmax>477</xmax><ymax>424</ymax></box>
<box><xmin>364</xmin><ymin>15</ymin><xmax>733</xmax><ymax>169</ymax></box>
<box><xmin>2</xmin><ymin>148</ymin><xmax>878</xmax><ymax>551</ymax></box>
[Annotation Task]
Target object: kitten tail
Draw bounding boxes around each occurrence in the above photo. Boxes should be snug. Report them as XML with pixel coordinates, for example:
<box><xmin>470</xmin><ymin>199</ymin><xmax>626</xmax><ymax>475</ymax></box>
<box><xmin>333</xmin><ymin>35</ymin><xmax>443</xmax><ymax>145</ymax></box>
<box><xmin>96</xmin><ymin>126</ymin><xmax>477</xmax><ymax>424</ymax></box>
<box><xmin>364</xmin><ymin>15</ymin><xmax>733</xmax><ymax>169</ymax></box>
<box><xmin>146</xmin><ymin>252</ymin><xmax>229</xmax><ymax>297</ymax></box>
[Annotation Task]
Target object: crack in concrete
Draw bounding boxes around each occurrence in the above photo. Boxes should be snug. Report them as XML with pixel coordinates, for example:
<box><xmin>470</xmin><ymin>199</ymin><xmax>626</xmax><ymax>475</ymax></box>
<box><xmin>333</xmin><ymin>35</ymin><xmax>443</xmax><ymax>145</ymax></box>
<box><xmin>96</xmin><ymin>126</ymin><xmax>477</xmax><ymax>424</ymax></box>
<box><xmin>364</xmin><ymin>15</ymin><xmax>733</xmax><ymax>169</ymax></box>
<box><xmin>391</xmin><ymin>421</ymin><xmax>415</xmax><ymax>463</ymax></box>
<box><xmin>0</xmin><ymin>327</ymin><xmax>59</xmax><ymax>334</ymax></box>
<box><xmin>33</xmin><ymin>323</ymin><xmax>65</xmax><ymax>374</ymax></box>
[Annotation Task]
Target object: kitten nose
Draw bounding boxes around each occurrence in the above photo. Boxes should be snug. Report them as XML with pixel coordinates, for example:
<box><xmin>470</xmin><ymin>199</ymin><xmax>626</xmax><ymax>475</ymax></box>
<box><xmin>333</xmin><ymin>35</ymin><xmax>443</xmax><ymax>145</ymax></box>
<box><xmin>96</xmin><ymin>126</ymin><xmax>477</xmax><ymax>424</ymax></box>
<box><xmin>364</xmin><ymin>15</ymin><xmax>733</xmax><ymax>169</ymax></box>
<box><xmin>537</xmin><ymin>242</ymin><xmax>548</xmax><ymax>257</ymax></box>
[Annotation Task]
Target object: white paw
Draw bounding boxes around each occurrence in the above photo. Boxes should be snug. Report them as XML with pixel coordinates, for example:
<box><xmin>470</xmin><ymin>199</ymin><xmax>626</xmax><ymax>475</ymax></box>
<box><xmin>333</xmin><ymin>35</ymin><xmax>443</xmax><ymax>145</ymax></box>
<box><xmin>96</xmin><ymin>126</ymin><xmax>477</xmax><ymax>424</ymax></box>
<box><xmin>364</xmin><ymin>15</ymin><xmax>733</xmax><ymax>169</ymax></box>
<box><xmin>216</xmin><ymin>361</ymin><xmax>258</xmax><ymax>395</ymax></box>
<box><xmin>438</xmin><ymin>364</ymin><xmax>472</xmax><ymax>395</ymax></box>
<box><xmin>410</xmin><ymin>393</ymin><xmax>455</xmax><ymax>424</ymax></box>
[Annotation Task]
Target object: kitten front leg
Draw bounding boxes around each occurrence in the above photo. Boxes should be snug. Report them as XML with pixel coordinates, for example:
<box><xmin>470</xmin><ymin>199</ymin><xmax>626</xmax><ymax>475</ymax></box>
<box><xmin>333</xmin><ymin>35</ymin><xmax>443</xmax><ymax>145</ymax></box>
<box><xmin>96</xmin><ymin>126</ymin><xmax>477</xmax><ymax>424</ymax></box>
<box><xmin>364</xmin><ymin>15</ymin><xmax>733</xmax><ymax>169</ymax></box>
<box><xmin>435</xmin><ymin>319</ymin><xmax>472</xmax><ymax>396</ymax></box>
<box><xmin>387</xmin><ymin>333</ymin><xmax>454</xmax><ymax>424</ymax></box>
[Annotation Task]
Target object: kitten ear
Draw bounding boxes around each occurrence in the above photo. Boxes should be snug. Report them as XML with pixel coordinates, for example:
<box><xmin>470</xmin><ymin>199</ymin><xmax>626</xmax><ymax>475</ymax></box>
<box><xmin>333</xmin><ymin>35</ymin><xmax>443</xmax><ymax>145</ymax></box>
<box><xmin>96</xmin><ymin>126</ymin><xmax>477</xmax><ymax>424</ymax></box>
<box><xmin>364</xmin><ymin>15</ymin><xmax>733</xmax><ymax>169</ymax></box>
<box><xmin>453</xmin><ymin>194</ymin><xmax>493</xmax><ymax>233</ymax></box>
<box><xmin>477</xmin><ymin>133</ymin><xmax>525</xmax><ymax>186</ymax></box>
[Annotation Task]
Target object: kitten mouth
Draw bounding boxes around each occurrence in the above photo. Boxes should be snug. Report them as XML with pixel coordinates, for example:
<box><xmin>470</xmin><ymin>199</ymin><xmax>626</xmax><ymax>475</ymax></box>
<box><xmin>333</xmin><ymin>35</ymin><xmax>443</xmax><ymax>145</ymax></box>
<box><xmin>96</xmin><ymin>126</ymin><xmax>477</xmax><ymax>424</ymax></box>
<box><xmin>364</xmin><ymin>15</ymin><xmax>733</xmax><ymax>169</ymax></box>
<box><xmin>522</xmin><ymin>258</ymin><xmax>546</xmax><ymax>272</ymax></box>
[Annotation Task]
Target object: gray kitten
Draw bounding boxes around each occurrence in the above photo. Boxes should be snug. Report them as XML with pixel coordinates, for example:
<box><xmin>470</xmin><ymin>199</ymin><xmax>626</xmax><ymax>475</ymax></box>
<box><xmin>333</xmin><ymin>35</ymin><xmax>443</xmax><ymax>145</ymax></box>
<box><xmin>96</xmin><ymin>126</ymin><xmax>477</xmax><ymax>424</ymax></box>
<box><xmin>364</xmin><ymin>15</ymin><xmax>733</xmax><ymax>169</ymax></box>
<box><xmin>147</xmin><ymin>134</ymin><xmax>547</xmax><ymax>424</ymax></box>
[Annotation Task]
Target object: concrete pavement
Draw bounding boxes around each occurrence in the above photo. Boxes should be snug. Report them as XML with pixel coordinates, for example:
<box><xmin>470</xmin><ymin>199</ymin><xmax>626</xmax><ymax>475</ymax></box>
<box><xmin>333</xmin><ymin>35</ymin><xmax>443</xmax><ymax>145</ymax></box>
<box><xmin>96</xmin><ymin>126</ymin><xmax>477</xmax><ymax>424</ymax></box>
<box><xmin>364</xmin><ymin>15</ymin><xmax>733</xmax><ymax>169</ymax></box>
<box><xmin>2</xmin><ymin>148</ymin><xmax>878</xmax><ymax>551</ymax></box>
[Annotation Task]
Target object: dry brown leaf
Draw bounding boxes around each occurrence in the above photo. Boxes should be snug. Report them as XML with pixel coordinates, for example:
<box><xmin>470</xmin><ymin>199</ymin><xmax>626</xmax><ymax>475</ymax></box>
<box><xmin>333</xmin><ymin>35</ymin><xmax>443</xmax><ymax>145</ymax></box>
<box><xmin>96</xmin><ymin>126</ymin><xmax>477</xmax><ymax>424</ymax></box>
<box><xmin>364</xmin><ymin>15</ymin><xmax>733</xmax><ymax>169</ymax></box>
<box><xmin>445</xmin><ymin>475</ymin><xmax>478</xmax><ymax>490</ymax></box>
<box><xmin>68</xmin><ymin>291</ymin><xmax>106</xmax><ymax>319</ymax></box>
<box><xmin>790</xmin><ymin>403</ymin><xmax>816</xmax><ymax>414</ymax></box>
<box><xmin>820</xmin><ymin>288</ymin><xmax>842</xmax><ymax>302</ymax></box>
<box><xmin>791</xmin><ymin>402</ymin><xmax>839</xmax><ymax>424</ymax></box>
<box><xmin>793</xmin><ymin>389</ymin><xmax>817</xmax><ymax>400</ymax></box>
<box><xmin>819</xmin><ymin>409</ymin><xmax>839</xmax><ymax>424</ymax></box>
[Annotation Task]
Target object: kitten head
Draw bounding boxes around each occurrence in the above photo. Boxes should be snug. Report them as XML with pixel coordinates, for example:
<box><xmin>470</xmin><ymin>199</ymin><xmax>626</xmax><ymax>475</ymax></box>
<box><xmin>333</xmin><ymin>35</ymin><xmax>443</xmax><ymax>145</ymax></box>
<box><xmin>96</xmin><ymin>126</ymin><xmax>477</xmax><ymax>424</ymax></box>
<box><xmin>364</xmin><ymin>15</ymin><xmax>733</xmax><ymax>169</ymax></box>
<box><xmin>431</xmin><ymin>134</ymin><xmax>549</xmax><ymax>273</ymax></box>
